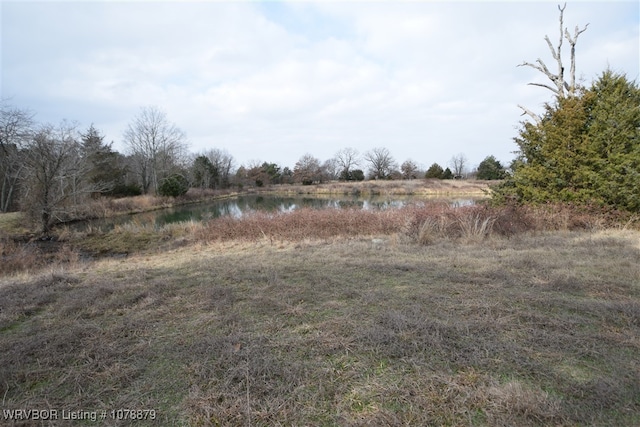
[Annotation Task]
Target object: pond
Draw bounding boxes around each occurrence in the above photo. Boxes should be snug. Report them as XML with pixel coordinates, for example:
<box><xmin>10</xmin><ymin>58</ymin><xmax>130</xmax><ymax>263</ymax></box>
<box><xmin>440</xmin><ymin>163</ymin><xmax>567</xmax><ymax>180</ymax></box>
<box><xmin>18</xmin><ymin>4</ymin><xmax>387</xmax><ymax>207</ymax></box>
<box><xmin>70</xmin><ymin>194</ymin><xmax>480</xmax><ymax>232</ymax></box>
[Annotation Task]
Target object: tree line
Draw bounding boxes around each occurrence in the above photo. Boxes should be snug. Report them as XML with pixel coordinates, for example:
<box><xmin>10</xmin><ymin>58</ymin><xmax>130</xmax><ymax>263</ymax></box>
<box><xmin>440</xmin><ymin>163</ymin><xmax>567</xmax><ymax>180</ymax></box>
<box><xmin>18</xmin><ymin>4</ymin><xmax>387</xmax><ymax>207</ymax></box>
<box><xmin>0</xmin><ymin>103</ymin><xmax>506</xmax><ymax>232</ymax></box>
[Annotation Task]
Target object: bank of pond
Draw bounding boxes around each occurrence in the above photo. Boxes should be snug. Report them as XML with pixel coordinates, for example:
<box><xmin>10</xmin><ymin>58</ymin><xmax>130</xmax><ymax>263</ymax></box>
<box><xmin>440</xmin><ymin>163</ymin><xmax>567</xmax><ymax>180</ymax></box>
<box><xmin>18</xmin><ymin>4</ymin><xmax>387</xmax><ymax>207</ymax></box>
<box><xmin>70</xmin><ymin>194</ymin><xmax>483</xmax><ymax>232</ymax></box>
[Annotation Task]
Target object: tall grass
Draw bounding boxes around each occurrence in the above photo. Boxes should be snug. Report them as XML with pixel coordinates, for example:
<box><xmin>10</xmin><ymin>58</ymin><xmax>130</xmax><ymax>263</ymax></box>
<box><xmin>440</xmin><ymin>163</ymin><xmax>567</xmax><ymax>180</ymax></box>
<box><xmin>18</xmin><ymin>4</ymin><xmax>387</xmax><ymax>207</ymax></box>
<box><xmin>196</xmin><ymin>207</ymin><xmax>406</xmax><ymax>242</ymax></box>
<box><xmin>2</xmin><ymin>201</ymin><xmax>636</xmax><ymax>276</ymax></box>
<box><xmin>0</xmin><ymin>239</ymin><xmax>79</xmax><ymax>276</ymax></box>
<box><xmin>196</xmin><ymin>202</ymin><xmax>636</xmax><ymax>244</ymax></box>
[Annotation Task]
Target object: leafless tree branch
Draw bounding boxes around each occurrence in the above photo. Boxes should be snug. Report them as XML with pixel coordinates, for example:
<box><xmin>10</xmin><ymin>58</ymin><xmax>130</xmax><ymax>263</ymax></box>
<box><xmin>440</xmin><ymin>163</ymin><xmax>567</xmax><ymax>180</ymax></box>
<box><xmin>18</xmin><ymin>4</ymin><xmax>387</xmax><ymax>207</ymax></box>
<box><xmin>517</xmin><ymin>104</ymin><xmax>542</xmax><ymax>124</ymax></box>
<box><xmin>518</xmin><ymin>3</ymin><xmax>588</xmax><ymax>121</ymax></box>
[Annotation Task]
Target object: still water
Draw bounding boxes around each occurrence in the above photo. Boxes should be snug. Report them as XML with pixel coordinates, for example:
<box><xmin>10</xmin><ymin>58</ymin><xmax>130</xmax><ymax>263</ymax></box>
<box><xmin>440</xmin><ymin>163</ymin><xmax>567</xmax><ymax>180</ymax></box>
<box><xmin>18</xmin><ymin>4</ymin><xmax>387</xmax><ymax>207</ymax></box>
<box><xmin>72</xmin><ymin>194</ymin><xmax>478</xmax><ymax>231</ymax></box>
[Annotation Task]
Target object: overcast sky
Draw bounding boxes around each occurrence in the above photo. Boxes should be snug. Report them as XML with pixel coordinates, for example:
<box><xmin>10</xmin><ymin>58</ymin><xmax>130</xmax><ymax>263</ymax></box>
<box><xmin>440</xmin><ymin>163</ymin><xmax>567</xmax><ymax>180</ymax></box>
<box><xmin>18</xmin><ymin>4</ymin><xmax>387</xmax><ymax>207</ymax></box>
<box><xmin>2</xmin><ymin>1</ymin><xmax>638</xmax><ymax>171</ymax></box>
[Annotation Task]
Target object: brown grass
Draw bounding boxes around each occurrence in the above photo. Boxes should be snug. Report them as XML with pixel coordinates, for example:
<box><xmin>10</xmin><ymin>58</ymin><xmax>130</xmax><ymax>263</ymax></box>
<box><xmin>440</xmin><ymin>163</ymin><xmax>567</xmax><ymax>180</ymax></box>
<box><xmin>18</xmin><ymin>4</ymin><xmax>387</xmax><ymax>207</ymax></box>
<box><xmin>195</xmin><ymin>202</ymin><xmax>636</xmax><ymax>245</ymax></box>
<box><xmin>0</xmin><ymin>238</ymin><xmax>79</xmax><ymax>276</ymax></box>
<box><xmin>261</xmin><ymin>178</ymin><xmax>493</xmax><ymax>197</ymax></box>
<box><xmin>1</xmin><ymin>189</ymin><xmax>639</xmax><ymax>424</ymax></box>
<box><xmin>1</xmin><ymin>227</ymin><xmax>638</xmax><ymax>426</ymax></box>
<box><xmin>196</xmin><ymin>207</ymin><xmax>407</xmax><ymax>242</ymax></box>
<box><xmin>1</xmin><ymin>201</ymin><xmax>635</xmax><ymax>276</ymax></box>
<box><xmin>99</xmin><ymin>188</ymin><xmax>238</xmax><ymax>216</ymax></box>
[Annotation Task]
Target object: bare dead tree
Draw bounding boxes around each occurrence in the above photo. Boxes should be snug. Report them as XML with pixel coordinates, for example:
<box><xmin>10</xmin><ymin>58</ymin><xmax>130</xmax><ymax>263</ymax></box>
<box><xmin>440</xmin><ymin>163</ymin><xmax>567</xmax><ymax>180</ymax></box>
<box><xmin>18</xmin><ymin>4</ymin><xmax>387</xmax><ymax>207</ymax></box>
<box><xmin>0</xmin><ymin>102</ymin><xmax>34</xmax><ymax>212</ymax></box>
<box><xmin>518</xmin><ymin>3</ymin><xmax>589</xmax><ymax>122</ymax></box>
<box><xmin>123</xmin><ymin>106</ymin><xmax>188</xmax><ymax>194</ymax></box>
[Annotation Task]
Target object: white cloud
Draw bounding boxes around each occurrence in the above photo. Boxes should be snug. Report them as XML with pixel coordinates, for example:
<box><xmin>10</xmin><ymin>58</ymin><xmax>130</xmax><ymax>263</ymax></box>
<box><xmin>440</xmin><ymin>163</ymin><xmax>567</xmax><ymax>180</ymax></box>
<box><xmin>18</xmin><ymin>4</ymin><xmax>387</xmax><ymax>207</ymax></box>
<box><xmin>2</xmin><ymin>1</ymin><xmax>638</xmax><ymax>170</ymax></box>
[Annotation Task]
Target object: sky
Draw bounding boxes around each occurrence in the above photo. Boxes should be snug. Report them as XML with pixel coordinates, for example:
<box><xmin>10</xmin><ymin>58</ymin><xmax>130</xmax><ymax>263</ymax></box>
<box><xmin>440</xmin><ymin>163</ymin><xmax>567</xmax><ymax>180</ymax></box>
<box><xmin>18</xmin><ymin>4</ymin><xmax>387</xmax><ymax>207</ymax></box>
<box><xmin>1</xmin><ymin>1</ymin><xmax>638</xmax><ymax>172</ymax></box>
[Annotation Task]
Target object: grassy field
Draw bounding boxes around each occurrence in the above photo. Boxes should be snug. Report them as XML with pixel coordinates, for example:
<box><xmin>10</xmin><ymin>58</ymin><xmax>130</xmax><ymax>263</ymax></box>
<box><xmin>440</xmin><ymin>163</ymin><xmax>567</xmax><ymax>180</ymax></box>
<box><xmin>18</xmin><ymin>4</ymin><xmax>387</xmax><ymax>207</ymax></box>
<box><xmin>1</xmin><ymin>203</ymin><xmax>639</xmax><ymax>426</ymax></box>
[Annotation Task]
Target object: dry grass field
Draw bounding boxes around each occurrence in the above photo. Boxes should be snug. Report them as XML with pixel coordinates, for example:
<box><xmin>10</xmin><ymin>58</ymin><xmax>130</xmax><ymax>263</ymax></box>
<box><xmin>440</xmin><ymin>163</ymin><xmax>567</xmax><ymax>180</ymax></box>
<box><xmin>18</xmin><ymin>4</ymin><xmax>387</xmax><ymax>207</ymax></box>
<box><xmin>1</xmin><ymin>200</ymin><xmax>639</xmax><ymax>426</ymax></box>
<box><xmin>262</xmin><ymin>179</ymin><xmax>493</xmax><ymax>197</ymax></box>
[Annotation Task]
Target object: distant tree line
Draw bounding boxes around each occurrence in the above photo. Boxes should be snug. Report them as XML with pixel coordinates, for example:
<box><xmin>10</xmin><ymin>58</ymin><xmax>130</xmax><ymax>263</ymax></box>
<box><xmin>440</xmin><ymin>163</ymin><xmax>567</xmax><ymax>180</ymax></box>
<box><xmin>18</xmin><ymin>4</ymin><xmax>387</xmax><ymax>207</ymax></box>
<box><xmin>1</xmin><ymin>101</ymin><xmax>508</xmax><ymax>232</ymax></box>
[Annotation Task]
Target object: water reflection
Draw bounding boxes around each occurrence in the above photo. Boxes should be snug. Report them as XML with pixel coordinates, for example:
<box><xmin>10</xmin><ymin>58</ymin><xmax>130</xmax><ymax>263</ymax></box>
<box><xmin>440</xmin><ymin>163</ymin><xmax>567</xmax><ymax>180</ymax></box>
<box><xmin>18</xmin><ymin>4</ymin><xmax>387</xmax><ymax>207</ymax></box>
<box><xmin>71</xmin><ymin>195</ymin><xmax>479</xmax><ymax>231</ymax></box>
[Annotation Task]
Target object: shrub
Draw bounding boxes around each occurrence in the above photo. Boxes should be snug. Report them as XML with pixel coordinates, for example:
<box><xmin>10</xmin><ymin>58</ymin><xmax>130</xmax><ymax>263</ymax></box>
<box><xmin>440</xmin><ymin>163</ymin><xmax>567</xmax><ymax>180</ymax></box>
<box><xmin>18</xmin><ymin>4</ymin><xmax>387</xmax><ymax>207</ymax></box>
<box><xmin>158</xmin><ymin>175</ymin><xmax>189</xmax><ymax>197</ymax></box>
<box><xmin>340</xmin><ymin>169</ymin><xmax>365</xmax><ymax>181</ymax></box>
<box><xmin>108</xmin><ymin>183</ymin><xmax>142</xmax><ymax>198</ymax></box>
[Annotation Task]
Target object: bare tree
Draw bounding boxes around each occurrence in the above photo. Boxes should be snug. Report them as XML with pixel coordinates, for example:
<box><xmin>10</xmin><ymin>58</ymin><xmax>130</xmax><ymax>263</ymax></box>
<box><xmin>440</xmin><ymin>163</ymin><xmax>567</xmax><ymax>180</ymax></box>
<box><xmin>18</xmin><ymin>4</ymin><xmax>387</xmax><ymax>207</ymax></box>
<box><xmin>204</xmin><ymin>148</ymin><xmax>235</xmax><ymax>189</ymax></box>
<box><xmin>322</xmin><ymin>157</ymin><xmax>339</xmax><ymax>181</ymax></box>
<box><xmin>518</xmin><ymin>3</ymin><xmax>589</xmax><ymax>122</ymax></box>
<box><xmin>0</xmin><ymin>102</ymin><xmax>34</xmax><ymax>212</ymax></box>
<box><xmin>334</xmin><ymin>147</ymin><xmax>360</xmax><ymax>180</ymax></box>
<box><xmin>364</xmin><ymin>147</ymin><xmax>397</xmax><ymax>180</ymax></box>
<box><xmin>400</xmin><ymin>159</ymin><xmax>419</xmax><ymax>180</ymax></box>
<box><xmin>123</xmin><ymin>106</ymin><xmax>188</xmax><ymax>194</ymax></box>
<box><xmin>293</xmin><ymin>153</ymin><xmax>323</xmax><ymax>184</ymax></box>
<box><xmin>22</xmin><ymin>121</ymin><xmax>100</xmax><ymax>233</ymax></box>
<box><xmin>449</xmin><ymin>153</ymin><xmax>467</xmax><ymax>178</ymax></box>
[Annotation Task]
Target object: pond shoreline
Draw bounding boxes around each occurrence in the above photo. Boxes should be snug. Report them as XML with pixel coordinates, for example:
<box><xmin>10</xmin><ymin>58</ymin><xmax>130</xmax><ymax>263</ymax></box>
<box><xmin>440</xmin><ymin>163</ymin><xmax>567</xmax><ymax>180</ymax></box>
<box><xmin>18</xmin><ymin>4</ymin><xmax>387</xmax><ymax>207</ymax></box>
<box><xmin>254</xmin><ymin>179</ymin><xmax>493</xmax><ymax>197</ymax></box>
<box><xmin>0</xmin><ymin>180</ymin><xmax>494</xmax><ymax>239</ymax></box>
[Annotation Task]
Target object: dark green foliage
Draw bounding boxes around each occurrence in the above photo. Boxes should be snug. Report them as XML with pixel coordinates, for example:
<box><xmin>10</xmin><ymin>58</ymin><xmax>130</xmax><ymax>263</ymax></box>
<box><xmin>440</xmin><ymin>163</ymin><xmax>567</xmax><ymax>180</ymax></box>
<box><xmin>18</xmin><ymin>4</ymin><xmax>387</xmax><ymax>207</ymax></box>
<box><xmin>109</xmin><ymin>183</ymin><xmax>142</xmax><ymax>197</ymax></box>
<box><xmin>442</xmin><ymin>167</ymin><xmax>454</xmax><ymax>180</ymax></box>
<box><xmin>81</xmin><ymin>125</ymin><xmax>127</xmax><ymax>194</ymax></box>
<box><xmin>351</xmin><ymin>169</ymin><xmax>365</xmax><ymax>181</ymax></box>
<box><xmin>339</xmin><ymin>168</ymin><xmax>365</xmax><ymax>181</ymax></box>
<box><xmin>262</xmin><ymin>162</ymin><xmax>282</xmax><ymax>184</ymax></box>
<box><xmin>425</xmin><ymin>163</ymin><xmax>444</xmax><ymax>179</ymax></box>
<box><xmin>495</xmin><ymin>71</ymin><xmax>640</xmax><ymax>211</ymax></box>
<box><xmin>476</xmin><ymin>156</ymin><xmax>507</xmax><ymax>180</ymax></box>
<box><xmin>158</xmin><ymin>174</ymin><xmax>189</xmax><ymax>197</ymax></box>
<box><xmin>192</xmin><ymin>155</ymin><xmax>218</xmax><ymax>189</ymax></box>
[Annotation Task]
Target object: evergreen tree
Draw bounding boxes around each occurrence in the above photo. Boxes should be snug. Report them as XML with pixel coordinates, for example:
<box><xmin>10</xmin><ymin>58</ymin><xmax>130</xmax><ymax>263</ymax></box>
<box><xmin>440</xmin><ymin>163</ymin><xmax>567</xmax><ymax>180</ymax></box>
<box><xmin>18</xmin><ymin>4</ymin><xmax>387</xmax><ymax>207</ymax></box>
<box><xmin>81</xmin><ymin>124</ymin><xmax>123</xmax><ymax>194</ymax></box>
<box><xmin>442</xmin><ymin>167</ymin><xmax>454</xmax><ymax>180</ymax></box>
<box><xmin>495</xmin><ymin>71</ymin><xmax>640</xmax><ymax>211</ymax></box>
<box><xmin>424</xmin><ymin>163</ymin><xmax>444</xmax><ymax>179</ymax></box>
<box><xmin>192</xmin><ymin>155</ymin><xmax>217</xmax><ymax>189</ymax></box>
<box><xmin>476</xmin><ymin>156</ymin><xmax>507</xmax><ymax>180</ymax></box>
